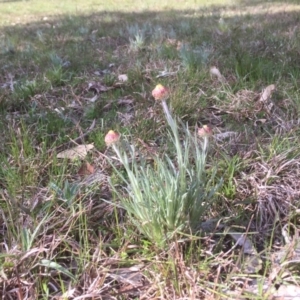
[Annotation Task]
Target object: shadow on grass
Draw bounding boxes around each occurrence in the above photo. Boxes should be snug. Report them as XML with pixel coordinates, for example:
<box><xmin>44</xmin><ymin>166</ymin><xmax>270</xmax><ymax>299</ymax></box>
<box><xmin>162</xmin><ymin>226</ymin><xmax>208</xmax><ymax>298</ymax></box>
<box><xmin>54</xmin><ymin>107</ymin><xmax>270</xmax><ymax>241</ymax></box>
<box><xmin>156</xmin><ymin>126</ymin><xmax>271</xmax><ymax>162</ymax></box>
<box><xmin>238</xmin><ymin>0</ymin><xmax>300</xmax><ymax>6</ymax></box>
<box><xmin>0</xmin><ymin>0</ymin><xmax>27</xmax><ymax>2</ymax></box>
<box><xmin>0</xmin><ymin>1</ymin><xmax>299</xmax><ymax>138</ymax></box>
<box><xmin>0</xmin><ymin>2</ymin><xmax>299</xmax><ymax>80</ymax></box>
<box><xmin>0</xmin><ymin>1</ymin><xmax>299</xmax><ymax>130</ymax></box>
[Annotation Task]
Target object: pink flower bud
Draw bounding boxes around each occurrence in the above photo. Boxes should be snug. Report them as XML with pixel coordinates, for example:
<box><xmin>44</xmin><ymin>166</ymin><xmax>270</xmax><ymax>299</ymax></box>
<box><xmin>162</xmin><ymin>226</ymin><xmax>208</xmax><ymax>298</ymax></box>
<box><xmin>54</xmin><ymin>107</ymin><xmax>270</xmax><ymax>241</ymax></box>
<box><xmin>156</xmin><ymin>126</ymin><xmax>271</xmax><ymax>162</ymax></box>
<box><xmin>105</xmin><ymin>130</ymin><xmax>120</xmax><ymax>146</ymax></box>
<box><xmin>197</xmin><ymin>125</ymin><xmax>213</xmax><ymax>137</ymax></box>
<box><xmin>152</xmin><ymin>84</ymin><xmax>170</xmax><ymax>101</ymax></box>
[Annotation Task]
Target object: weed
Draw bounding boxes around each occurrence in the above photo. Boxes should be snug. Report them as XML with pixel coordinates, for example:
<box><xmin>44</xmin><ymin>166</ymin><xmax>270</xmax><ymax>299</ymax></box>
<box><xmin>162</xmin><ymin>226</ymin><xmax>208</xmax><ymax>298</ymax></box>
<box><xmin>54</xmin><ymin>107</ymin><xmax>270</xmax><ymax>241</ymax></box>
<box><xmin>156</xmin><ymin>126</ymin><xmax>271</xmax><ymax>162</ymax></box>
<box><xmin>14</xmin><ymin>80</ymin><xmax>38</xmax><ymax>101</ymax></box>
<box><xmin>129</xmin><ymin>33</ymin><xmax>146</xmax><ymax>52</ymax></box>
<box><xmin>179</xmin><ymin>43</ymin><xmax>211</xmax><ymax>72</ymax></box>
<box><xmin>46</xmin><ymin>66</ymin><xmax>73</xmax><ymax>86</ymax></box>
<box><xmin>106</xmin><ymin>86</ymin><xmax>220</xmax><ymax>248</ymax></box>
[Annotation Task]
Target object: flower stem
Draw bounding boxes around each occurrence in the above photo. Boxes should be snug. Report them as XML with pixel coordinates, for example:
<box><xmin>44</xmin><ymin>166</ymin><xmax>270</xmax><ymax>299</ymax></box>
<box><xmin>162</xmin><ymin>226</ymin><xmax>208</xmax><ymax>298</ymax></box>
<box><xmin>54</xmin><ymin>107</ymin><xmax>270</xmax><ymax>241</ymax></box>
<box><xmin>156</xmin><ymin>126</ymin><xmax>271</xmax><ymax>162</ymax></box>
<box><xmin>161</xmin><ymin>100</ymin><xmax>184</xmax><ymax>178</ymax></box>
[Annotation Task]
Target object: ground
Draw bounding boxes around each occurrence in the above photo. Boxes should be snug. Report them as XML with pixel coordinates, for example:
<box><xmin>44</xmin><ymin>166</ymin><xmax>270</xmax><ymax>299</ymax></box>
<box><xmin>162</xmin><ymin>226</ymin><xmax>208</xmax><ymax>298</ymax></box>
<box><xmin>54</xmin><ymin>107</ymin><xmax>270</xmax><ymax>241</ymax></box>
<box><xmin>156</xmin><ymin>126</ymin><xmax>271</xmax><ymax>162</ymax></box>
<box><xmin>1</xmin><ymin>0</ymin><xmax>300</xmax><ymax>299</ymax></box>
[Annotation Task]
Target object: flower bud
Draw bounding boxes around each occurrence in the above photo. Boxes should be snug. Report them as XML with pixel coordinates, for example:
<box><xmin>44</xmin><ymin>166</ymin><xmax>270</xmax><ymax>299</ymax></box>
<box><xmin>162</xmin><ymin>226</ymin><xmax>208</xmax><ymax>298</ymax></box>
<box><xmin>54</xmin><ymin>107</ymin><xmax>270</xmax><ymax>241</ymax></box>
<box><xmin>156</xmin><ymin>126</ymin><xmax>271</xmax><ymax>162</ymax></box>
<box><xmin>197</xmin><ymin>125</ymin><xmax>213</xmax><ymax>137</ymax></box>
<box><xmin>105</xmin><ymin>130</ymin><xmax>120</xmax><ymax>146</ymax></box>
<box><xmin>152</xmin><ymin>84</ymin><xmax>170</xmax><ymax>101</ymax></box>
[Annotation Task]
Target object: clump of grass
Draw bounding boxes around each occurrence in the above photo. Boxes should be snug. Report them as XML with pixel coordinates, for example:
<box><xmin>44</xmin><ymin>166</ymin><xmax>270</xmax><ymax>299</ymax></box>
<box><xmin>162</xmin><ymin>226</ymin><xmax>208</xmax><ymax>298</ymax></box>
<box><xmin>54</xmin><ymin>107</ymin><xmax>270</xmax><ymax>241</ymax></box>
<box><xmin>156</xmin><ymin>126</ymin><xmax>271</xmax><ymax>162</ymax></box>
<box><xmin>179</xmin><ymin>43</ymin><xmax>211</xmax><ymax>72</ymax></box>
<box><xmin>46</xmin><ymin>66</ymin><xmax>73</xmax><ymax>86</ymax></box>
<box><xmin>106</xmin><ymin>85</ymin><xmax>220</xmax><ymax>248</ymax></box>
<box><xmin>123</xmin><ymin>23</ymin><xmax>148</xmax><ymax>52</ymax></box>
<box><xmin>129</xmin><ymin>32</ymin><xmax>146</xmax><ymax>52</ymax></box>
<box><xmin>13</xmin><ymin>79</ymin><xmax>38</xmax><ymax>101</ymax></box>
<box><xmin>0</xmin><ymin>36</ymin><xmax>16</xmax><ymax>55</ymax></box>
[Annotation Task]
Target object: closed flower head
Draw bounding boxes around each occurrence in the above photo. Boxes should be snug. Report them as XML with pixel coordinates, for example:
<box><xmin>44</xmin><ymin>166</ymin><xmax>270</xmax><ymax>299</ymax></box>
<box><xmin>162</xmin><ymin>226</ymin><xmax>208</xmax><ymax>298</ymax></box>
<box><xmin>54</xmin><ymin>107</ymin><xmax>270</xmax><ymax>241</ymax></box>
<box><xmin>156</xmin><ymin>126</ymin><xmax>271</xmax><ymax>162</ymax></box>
<box><xmin>198</xmin><ymin>125</ymin><xmax>213</xmax><ymax>137</ymax></box>
<box><xmin>152</xmin><ymin>84</ymin><xmax>170</xmax><ymax>101</ymax></box>
<box><xmin>105</xmin><ymin>130</ymin><xmax>120</xmax><ymax>146</ymax></box>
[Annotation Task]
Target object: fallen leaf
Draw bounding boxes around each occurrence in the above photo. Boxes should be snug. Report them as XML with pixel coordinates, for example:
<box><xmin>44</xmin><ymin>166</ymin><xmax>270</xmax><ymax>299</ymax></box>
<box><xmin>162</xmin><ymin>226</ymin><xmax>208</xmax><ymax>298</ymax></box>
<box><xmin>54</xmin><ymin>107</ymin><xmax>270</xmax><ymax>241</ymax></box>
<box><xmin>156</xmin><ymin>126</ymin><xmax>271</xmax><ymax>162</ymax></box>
<box><xmin>86</xmin><ymin>94</ymin><xmax>99</xmax><ymax>103</ymax></box>
<box><xmin>156</xmin><ymin>70</ymin><xmax>178</xmax><ymax>78</ymax></box>
<box><xmin>229</xmin><ymin>232</ymin><xmax>262</xmax><ymax>273</ymax></box>
<box><xmin>274</xmin><ymin>284</ymin><xmax>300</xmax><ymax>299</ymax></box>
<box><xmin>199</xmin><ymin>218</ymin><xmax>225</xmax><ymax>232</ymax></box>
<box><xmin>229</xmin><ymin>232</ymin><xmax>256</xmax><ymax>255</ymax></box>
<box><xmin>57</xmin><ymin>144</ymin><xmax>94</xmax><ymax>160</ymax></box>
<box><xmin>259</xmin><ymin>84</ymin><xmax>276</xmax><ymax>102</ymax></box>
<box><xmin>166</xmin><ymin>38</ymin><xmax>178</xmax><ymax>46</ymax></box>
<box><xmin>88</xmin><ymin>82</ymin><xmax>114</xmax><ymax>93</ymax></box>
<box><xmin>210</xmin><ymin>66</ymin><xmax>225</xmax><ymax>82</ymax></box>
<box><xmin>108</xmin><ymin>264</ymin><xmax>144</xmax><ymax>287</ymax></box>
<box><xmin>117</xmin><ymin>98</ymin><xmax>133</xmax><ymax>105</ymax></box>
<box><xmin>118</xmin><ymin>74</ymin><xmax>128</xmax><ymax>82</ymax></box>
<box><xmin>117</xmin><ymin>112</ymin><xmax>134</xmax><ymax>125</ymax></box>
<box><xmin>54</xmin><ymin>107</ymin><xmax>65</xmax><ymax>114</ymax></box>
<box><xmin>254</xmin><ymin>119</ymin><xmax>267</xmax><ymax>127</ymax></box>
<box><xmin>213</xmin><ymin>131</ymin><xmax>238</xmax><ymax>141</ymax></box>
<box><xmin>40</xmin><ymin>259</ymin><xmax>75</xmax><ymax>280</ymax></box>
<box><xmin>67</xmin><ymin>101</ymin><xmax>81</xmax><ymax>108</ymax></box>
<box><xmin>78</xmin><ymin>162</ymin><xmax>95</xmax><ymax>176</ymax></box>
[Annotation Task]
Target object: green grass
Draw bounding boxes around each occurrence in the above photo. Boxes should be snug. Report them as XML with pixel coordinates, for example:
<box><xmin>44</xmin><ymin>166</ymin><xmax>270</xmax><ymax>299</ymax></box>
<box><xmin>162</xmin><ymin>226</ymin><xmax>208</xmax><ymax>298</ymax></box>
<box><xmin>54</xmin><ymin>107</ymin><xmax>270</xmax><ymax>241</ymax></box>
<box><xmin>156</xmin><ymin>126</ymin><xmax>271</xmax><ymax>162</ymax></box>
<box><xmin>1</xmin><ymin>0</ymin><xmax>300</xmax><ymax>298</ymax></box>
